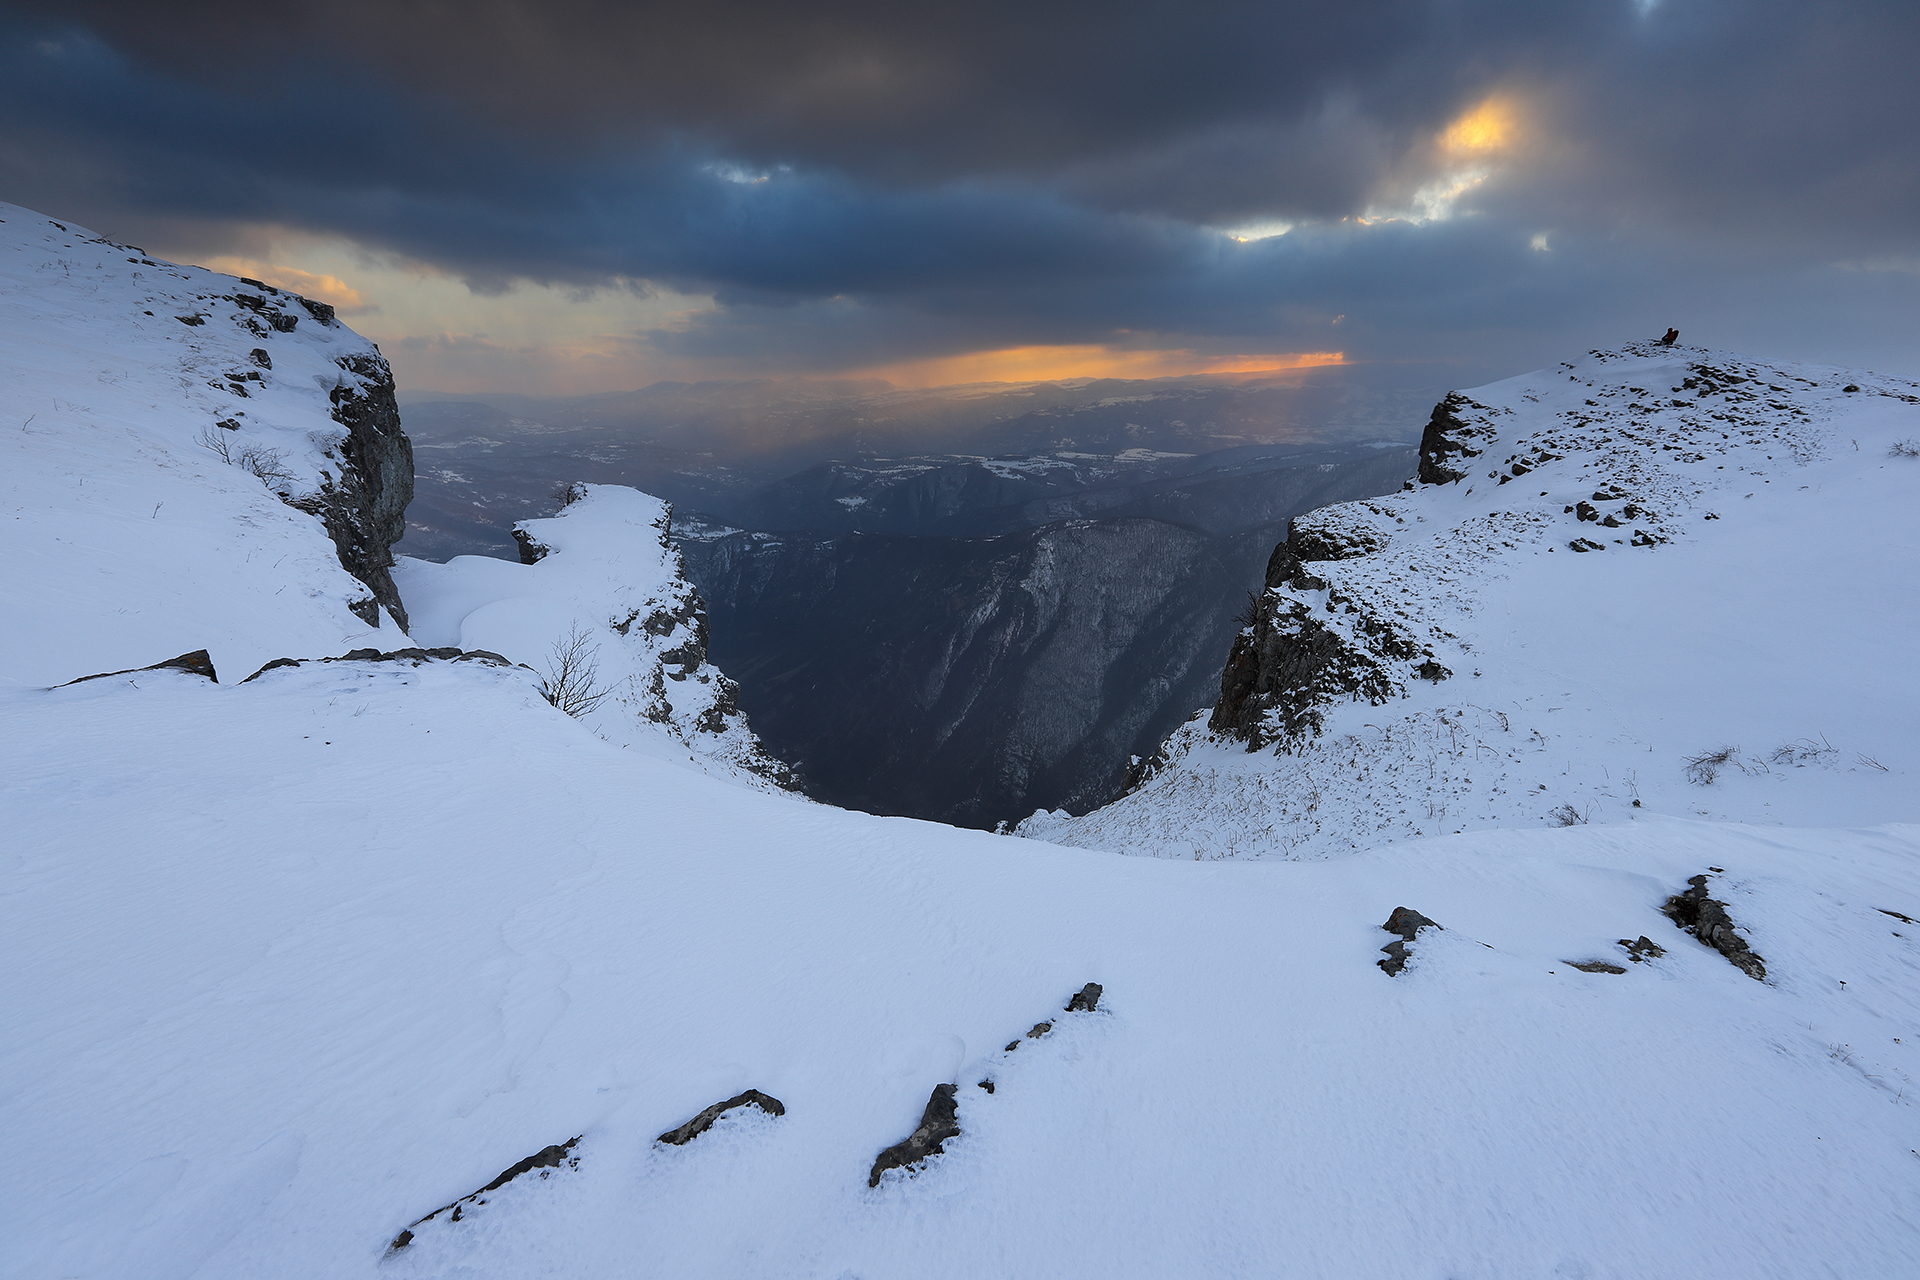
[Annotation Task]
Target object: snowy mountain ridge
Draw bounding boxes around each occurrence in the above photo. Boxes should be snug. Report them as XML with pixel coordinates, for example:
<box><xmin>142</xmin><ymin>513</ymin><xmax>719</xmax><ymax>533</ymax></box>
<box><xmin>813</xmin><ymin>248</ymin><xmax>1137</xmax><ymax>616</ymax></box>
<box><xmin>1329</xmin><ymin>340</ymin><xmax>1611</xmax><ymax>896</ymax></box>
<box><xmin>6</xmin><ymin>197</ymin><xmax>1920</xmax><ymax>1280</ymax></box>
<box><xmin>0</xmin><ymin>203</ymin><xmax>784</xmax><ymax>786</ymax></box>
<box><xmin>0</xmin><ymin>201</ymin><xmax>410</xmax><ymax>679</ymax></box>
<box><xmin>1022</xmin><ymin>341</ymin><xmax>1920</xmax><ymax>858</ymax></box>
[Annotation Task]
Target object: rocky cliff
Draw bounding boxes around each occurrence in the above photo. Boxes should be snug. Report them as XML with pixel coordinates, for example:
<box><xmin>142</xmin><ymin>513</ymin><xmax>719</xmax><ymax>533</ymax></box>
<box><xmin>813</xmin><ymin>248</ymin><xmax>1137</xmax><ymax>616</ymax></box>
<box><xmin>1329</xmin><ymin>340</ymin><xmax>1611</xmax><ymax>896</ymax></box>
<box><xmin>1020</xmin><ymin>341</ymin><xmax>1920</xmax><ymax>858</ymax></box>
<box><xmin>0</xmin><ymin>201</ymin><xmax>416</xmax><ymax>682</ymax></box>
<box><xmin>315</xmin><ymin>350</ymin><xmax>414</xmax><ymax>629</ymax></box>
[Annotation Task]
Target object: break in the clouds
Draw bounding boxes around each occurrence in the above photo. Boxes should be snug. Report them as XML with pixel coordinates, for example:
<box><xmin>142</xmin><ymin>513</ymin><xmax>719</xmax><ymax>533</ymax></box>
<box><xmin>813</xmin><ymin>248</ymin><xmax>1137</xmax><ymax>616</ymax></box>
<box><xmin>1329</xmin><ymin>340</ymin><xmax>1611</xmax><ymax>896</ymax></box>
<box><xmin>1</xmin><ymin>1</ymin><xmax>1914</xmax><ymax>391</ymax></box>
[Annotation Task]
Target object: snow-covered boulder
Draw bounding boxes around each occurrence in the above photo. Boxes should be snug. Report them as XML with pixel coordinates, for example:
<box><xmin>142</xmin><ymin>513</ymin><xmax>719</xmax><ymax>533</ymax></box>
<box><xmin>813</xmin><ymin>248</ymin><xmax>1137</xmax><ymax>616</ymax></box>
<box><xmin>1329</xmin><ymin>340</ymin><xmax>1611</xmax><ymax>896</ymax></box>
<box><xmin>0</xmin><ymin>201</ymin><xmax>413</xmax><ymax>687</ymax></box>
<box><xmin>1023</xmin><ymin>342</ymin><xmax>1920</xmax><ymax>858</ymax></box>
<box><xmin>395</xmin><ymin>484</ymin><xmax>791</xmax><ymax>787</ymax></box>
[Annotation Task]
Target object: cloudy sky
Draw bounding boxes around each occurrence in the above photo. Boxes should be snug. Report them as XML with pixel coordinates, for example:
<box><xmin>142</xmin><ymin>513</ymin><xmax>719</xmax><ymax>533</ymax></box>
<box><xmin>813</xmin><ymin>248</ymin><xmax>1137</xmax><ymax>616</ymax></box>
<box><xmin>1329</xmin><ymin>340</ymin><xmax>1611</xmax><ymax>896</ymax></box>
<box><xmin>2</xmin><ymin>1</ymin><xmax>1914</xmax><ymax>393</ymax></box>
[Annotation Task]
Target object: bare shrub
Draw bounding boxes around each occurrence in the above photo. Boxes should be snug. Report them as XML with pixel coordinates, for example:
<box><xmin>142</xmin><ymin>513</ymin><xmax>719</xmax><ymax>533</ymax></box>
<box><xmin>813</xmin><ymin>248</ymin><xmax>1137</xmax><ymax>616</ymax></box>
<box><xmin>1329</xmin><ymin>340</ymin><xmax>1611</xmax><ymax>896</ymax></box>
<box><xmin>237</xmin><ymin>444</ymin><xmax>296</xmax><ymax>493</ymax></box>
<box><xmin>1547</xmin><ymin>804</ymin><xmax>1585</xmax><ymax>827</ymax></box>
<box><xmin>1770</xmin><ymin>736</ymin><xmax>1837</xmax><ymax>766</ymax></box>
<box><xmin>1889</xmin><ymin>439</ymin><xmax>1920</xmax><ymax>458</ymax></box>
<box><xmin>1232</xmin><ymin>589</ymin><xmax>1262</xmax><ymax>631</ymax></box>
<box><xmin>196</xmin><ymin>423</ymin><xmax>297</xmax><ymax>494</ymax></box>
<box><xmin>195</xmin><ymin>421</ymin><xmax>235</xmax><ymax>463</ymax></box>
<box><xmin>552</xmin><ymin>481</ymin><xmax>588</xmax><ymax>509</ymax></box>
<box><xmin>541</xmin><ymin>624</ymin><xmax>611</xmax><ymax>718</ymax></box>
<box><xmin>1684</xmin><ymin>745</ymin><xmax>1740</xmax><ymax>785</ymax></box>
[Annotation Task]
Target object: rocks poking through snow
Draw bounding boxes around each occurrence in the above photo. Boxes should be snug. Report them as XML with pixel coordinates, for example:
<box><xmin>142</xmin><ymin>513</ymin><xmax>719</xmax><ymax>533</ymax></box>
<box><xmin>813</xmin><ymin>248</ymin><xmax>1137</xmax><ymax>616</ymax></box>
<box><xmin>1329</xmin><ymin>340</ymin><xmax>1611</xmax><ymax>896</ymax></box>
<box><xmin>1663</xmin><ymin>874</ymin><xmax>1768</xmax><ymax>980</ymax></box>
<box><xmin>387</xmin><ymin>1136</ymin><xmax>582</xmax><ymax>1253</ymax></box>
<box><xmin>1378</xmin><ymin>907</ymin><xmax>1442</xmax><ymax>976</ymax></box>
<box><xmin>657</xmin><ymin>1090</ymin><xmax>786</xmax><ymax>1146</ymax></box>
<box><xmin>61</xmin><ymin>650</ymin><xmax>219</xmax><ymax>687</ymax></box>
<box><xmin>868</xmin><ymin>1084</ymin><xmax>961</xmax><ymax>1188</ymax></box>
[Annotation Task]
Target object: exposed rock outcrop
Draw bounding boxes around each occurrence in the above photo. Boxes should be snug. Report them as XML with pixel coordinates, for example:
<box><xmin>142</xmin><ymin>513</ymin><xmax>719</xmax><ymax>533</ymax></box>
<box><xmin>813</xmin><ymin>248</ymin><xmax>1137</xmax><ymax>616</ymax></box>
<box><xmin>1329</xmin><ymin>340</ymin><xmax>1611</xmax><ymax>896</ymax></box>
<box><xmin>239</xmin><ymin>647</ymin><xmax>517</xmax><ymax>683</ymax></box>
<box><xmin>1206</xmin><ymin>506</ymin><xmax>1420</xmax><ymax>750</ymax></box>
<box><xmin>61</xmin><ymin>649</ymin><xmax>218</xmax><ymax>686</ymax></box>
<box><xmin>657</xmin><ymin>1090</ymin><xmax>785</xmax><ymax>1145</ymax></box>
<box><xmin>311</xmin><ymin>351</ymin><xmax>414</xmax><ymax>629</ymax></box>
<box><xmin>869</xmin><ymin>1083</ymin><xmax>961</xmax><ymax>1187</ymax></box>
<box><xmin>1663</xmin><ymin>875</ymin><xmax>1767</xmax><ymax>980</ymax></box>
<box><xmin>1378</xmin><ymin>906</ymin><xmax>1440</xmax><ymax>976</ymax></box>
<box><xmin>387</xmin><ymin>1136</ymin><xmax>581</xmax><ymax>1253</ymax></box>
<box><xmin>1417</xmin><ymin>392</ymin><xmax>1495</xmax><ymax>485</ymax></box>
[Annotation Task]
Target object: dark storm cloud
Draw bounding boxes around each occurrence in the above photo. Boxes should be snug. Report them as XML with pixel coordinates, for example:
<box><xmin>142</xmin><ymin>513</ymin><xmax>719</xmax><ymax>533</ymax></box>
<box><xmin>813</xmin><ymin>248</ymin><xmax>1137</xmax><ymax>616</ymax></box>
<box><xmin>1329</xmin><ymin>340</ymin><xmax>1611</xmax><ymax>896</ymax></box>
<box><xmin>0</xmin><ymin>1</ymin><xmax>1915</xmax><ymax>376</ymax></box>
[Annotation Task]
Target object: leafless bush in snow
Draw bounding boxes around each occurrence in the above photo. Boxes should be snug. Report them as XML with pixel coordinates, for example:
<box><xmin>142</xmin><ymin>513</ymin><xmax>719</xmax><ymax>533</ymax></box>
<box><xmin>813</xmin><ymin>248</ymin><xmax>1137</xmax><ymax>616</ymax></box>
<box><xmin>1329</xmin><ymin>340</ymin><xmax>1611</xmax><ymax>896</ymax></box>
<box><xmin>540</xmin><ymin>624</ymin><xmax>611</xmax><ymax>718</ymax></box>
<box><xmin>1547</xmin><ymin>804</ymin><xmax>1586</xmax><ymax>827</ymax></box>
<box><xmin>1889</xmin><ymin>439</ymin><xmax>1920</xmax><ymax>458</ymax></box>
<box><xmin>195</xmin><ymin>421</ymin><xmax>235</xmax><ymax>463</ymax></box>
<box><xmin>1770</xmin><ymin>736</ymin><xmax>1838</xmax><ymax>766</ymax></box>
<box><xmin>552</xmin><ymin>481</ymin><xmax>588</xmax><ymax>508</ymax></box>
<box><xmin>237</xmin><ymin>444</ymin><xmax>297</xmax><ymax>493</ymax></box>
<box><xmin>1684</xmin><ymin>745</ymin><xmax>1740</xmax><ymax>786</ymax></box>
<box><xmin>196</xmin><ymin>422</ymin><xmax>297</xmax><ymax>494</ymax></box>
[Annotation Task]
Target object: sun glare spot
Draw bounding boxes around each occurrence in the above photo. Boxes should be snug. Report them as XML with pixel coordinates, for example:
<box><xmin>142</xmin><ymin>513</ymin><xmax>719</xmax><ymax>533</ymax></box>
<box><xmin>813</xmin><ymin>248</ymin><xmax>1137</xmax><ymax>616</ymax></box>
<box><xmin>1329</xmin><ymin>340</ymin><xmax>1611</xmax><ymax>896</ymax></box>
<box><xmin>1221</xmin><ymin>220</ymin><xmax>1295</xmax><ymax>244</ymax></box>
<box><xmin>1530</xmin><ymin>232</ymin><xmax>1551</xmax><ymax>252</ymax></box>
<box><xmin>1440</xmin><ymin>98</ymin><xmax>1517</xmax><ymax>156</ymax></box>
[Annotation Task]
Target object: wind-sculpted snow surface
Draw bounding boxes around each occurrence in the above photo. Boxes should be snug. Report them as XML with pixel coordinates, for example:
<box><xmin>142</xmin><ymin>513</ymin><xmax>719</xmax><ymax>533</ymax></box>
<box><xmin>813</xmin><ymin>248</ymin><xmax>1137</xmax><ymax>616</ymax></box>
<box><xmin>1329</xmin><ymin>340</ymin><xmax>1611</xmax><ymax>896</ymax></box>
<box><xmin>394</xmin><ymin>484</ymin><xmax>790</xmax><ymax>787</ymax></box>
<box><xmin>4</xmin><ymin>663</ymin><xmax>1920</xmax><ymax>1277</ymax></box>
<box><xmin>0</xmin><ymin>201</ymin><xmax>411</xmax><ymax>683</ymax></box>
<box><xmin>1021</xmin><ymin>343</ymin><xmax>1920</xmax><ymax>858</ymax></box>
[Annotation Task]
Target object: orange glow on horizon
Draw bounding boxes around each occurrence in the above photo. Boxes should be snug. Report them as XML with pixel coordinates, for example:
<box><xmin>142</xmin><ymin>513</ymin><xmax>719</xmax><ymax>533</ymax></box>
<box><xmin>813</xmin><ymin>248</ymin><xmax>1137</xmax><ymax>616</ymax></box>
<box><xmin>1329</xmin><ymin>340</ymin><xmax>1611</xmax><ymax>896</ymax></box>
<box><xmin>197</xmin><ymin>256</ymin><xmax>373</xmax><ymax>313</ymax></box>
<box><xmin>852</xmin><ymin>344</ymin><xmax>1345</xmax><ymax>388</ymax></box>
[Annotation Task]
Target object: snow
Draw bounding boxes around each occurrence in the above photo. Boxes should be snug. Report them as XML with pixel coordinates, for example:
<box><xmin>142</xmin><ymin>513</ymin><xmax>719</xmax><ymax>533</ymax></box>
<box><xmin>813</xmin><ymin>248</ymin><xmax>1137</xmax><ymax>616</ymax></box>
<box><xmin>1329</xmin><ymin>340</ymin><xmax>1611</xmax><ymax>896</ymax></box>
<box><xmin>5</xmin><ymin>663</ymin><xmax>1919</xmax><ymax>1279</ymax></box>
<box><xmin>6</xmin><ymin>212</ymin><xmax>1920</xmax><ymax>1279</ymax></box>
<box><xmin>394</xmin><ymin>484</ymin><xmax>786</xmax><ymax>785</ymax></box>
<box><xmin>0</xmin><ymin>202</ymin><xmax>392</xmax><ymax>686</ymax></box>
<box><xmin>1025</xmin><ymin>345</ymin><xmax>1920</xmax><ymax>858</ymax></box>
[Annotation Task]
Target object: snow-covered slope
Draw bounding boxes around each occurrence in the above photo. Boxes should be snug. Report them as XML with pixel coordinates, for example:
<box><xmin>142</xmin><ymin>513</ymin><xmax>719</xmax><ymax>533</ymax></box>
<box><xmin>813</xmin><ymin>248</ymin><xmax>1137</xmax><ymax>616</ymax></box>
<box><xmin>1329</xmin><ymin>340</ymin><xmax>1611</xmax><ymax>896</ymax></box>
<box><xmin>6</xmin><ymin>659</ymin><xmax>1920</xmax><ymax>1279</ymax></box>
<box><xmin>7</xmin><ymin>220</ymin><xmax>1920</xmax><ymax>1280</ymax></box>
<box><xmin>0</xmin><ymin>202</ymin><xmax>410</xmax><ymax>687</ymax></box>
<box><xmin>1023</xmin><ymin>342</ymin><xmax>1920</xmax><ymax>858</ymax></box>
<box><xmin>394</xmin><ymin>484</ymin><xmax>789</xmax><ymax>786</ymax></box>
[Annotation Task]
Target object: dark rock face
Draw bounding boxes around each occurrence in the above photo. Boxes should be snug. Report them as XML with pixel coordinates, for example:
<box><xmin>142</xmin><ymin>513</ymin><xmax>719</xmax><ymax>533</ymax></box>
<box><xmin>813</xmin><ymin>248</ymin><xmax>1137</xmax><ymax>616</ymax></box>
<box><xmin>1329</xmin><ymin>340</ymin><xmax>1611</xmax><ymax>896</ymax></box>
<box><xmin>1204</xmin><ymin>494</ymin><xmax>1441</xmax><ymax>752</ymax></box>
<box><xmin>1378</xmin><ymin>906</ymin><xmax>1441</xmax><ymax>976</ymax></box>
<box><xmin>387</xmin><ymin>1136</ymin><xmax>581</xmax><ymax>1253</ymax></box>
<box><xmin>1565</xmin><ymin>959</ymin><xmax>1627</xmax><ymax>974</ymax></box>
<box><xmin>511</xmin><ymin>527</ymin><xmax>550</xmax><ymax>565</ymax></box>
<box><xmin>1663</xmin><ymin>875</ymin><xmax>1767</xmax><ymax>980</ymax></box>
<box><xmin>657</xmin><ymin>1090</ymin><xmax>786</xmax><ymax>1145</ymax></box>
<box><xmin>869</xmin><ymin>1083</ymin><xmax>961</xmax><ymax>1187</ymax></box>
<box><xmin>314</xmin><ymin>352</ymin><xmax>414</xmax><ymax>629</ymax></box>
<box><xmin>61</xmin><ymin>649</ymin><xmax>218</xmax><ymax>686</ymax></box>
<box><xmin>1210</xmin><ymin>597</ymin><xmax>1396</xmax><ymax>747</ymax></box>
<box><xmin>1065</xmin><ymin>982</ymin><xmax>1103</xmax><ymax>1012</ymax></box>
<box><xmin>1417</xmin><ymin>393</ymin><xmax>1494</xmax><ymax>485</ymax></box>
